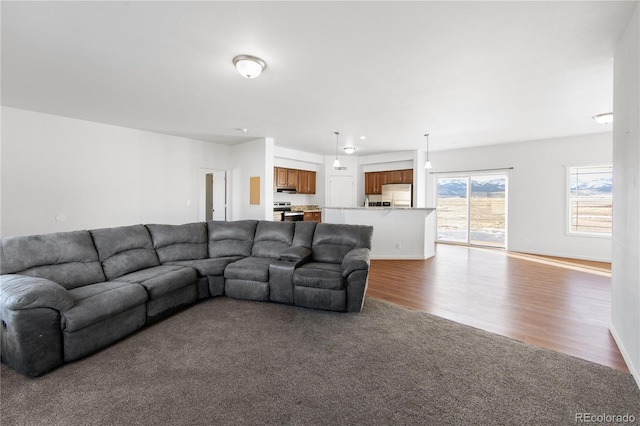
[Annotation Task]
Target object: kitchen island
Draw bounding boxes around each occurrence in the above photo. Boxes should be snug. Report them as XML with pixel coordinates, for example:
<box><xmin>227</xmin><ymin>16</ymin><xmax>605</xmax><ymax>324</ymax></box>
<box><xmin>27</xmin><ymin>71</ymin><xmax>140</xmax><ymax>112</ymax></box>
<box><xmin>322</xmin><ymin>207</ymin><xmax>436</xmax><ymax>260</ymax></box>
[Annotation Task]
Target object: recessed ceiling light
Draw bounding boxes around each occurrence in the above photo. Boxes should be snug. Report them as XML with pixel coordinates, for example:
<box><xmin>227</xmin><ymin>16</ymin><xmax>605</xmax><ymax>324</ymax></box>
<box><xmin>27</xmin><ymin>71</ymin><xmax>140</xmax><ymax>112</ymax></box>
<box><xmin>360</xmin><ymin>136</ymin><xmax>366</xmax><ymax>140</ymax></box>
<box><xmin>343</xmin><ymin>147</ymin><xmax>356</xmax><ymax>154</ymax></box>
<box><xmin>592</xmin><ymin>112</ymin><xmax>613</xmax><ymax>124</ymax></box>
<box><xmin>232</xmin><ymin>55</ymin><xmax>266</xmax><ymax>79</ymax></box>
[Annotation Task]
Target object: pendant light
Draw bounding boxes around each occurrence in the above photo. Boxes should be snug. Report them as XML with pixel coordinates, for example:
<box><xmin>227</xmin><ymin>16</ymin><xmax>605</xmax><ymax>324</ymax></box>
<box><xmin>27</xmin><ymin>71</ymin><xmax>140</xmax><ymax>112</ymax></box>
<box><xmin>424</xmin><ymin>133</ymin><xmax>433</xmax><ymax>169</ymax></box>
<box><xmin>333</xmin><ymin>131</ymin><xmax>341</xmax><ymax>168</ymax></box>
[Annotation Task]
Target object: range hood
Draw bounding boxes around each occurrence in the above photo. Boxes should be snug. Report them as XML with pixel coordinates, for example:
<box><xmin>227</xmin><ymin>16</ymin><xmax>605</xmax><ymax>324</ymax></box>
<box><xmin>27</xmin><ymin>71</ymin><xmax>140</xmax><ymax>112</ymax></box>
<box><xmin>276</xmin><ymin>187</ymin><xmax>297</xmax><ymax>194</ymax></box>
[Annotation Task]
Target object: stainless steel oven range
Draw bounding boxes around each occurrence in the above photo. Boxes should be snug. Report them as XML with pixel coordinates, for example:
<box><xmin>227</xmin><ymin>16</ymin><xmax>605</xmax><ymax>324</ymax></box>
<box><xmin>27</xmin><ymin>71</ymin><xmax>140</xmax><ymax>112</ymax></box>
<box><xmin>273</xmin><ymin>201</ymin><xmax>304</xmax><ymax>222</ymax></box>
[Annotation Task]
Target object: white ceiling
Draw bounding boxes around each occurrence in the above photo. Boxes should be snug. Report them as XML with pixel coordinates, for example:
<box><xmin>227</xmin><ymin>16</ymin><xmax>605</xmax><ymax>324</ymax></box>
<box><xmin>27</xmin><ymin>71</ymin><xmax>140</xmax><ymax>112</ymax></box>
<box><xmin>1</xmin><ymin>1</ymin><xmax>636</xmax><ymax>156</ymax></box>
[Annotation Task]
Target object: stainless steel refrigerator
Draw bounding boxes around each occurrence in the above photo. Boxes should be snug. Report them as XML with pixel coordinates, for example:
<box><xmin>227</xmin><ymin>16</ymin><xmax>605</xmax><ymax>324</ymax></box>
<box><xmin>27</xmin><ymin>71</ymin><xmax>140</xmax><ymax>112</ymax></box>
<box><xmin>381</xmin><ymin>184</ymin><xmax>412</xmax><ymax>207</ymax></box>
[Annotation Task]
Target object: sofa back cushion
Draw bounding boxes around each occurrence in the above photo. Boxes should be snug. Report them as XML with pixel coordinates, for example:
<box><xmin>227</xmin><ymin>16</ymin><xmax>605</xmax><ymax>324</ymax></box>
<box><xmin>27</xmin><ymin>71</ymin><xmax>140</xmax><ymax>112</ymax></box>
<box><xmin>90</xmin><ymin>225</ymin><xmax>159</xmax><ymax>280</ymax></box>
<box><xmin>207</xmin><ymin>220</ymin><xmax>258</xmax><ymax>258</ymax></box>
<box><xmin>311</xmin><ymin>224</ymin><xmax>374</xmax><ymax>264</ymax></box>
<box><xmin>146</xmin><ymin>223</ymin><xmax>208</xmax><ymax>263</ymax></box>
<box><xmin>0</xmin><ymin>230</ymin><xmax>105</xmax><ymax>290</ymax></box>
<box><xmin>251</xmin><ymin>221</ymin><xmax>295</xmax><ymax>259</ymax></box>
<box><xmin>292</xmin><ymin>221</ymin><xmax>317</xmax><ymax>248</ymax></box>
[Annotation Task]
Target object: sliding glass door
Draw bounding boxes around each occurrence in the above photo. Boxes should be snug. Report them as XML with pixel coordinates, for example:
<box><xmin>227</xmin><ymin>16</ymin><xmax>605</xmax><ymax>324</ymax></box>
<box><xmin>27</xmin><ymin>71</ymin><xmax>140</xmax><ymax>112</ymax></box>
<box><xmin>436</xmin><ymin>174</ymin><xmax>507</xmax><ymax>248</ymax></box>
<box><xmin>435</xmin><ymin>178</ymin><xmax>469</xmax><ymax>243</ymax></box>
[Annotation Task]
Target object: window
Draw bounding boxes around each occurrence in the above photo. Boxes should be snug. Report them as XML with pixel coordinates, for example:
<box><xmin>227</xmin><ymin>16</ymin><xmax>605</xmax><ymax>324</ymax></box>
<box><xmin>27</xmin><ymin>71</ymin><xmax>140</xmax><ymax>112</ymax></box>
<box><xmin>568</xmin><ymin>165</ymin><xmax>612</xmax><ymax>236</ymax></box>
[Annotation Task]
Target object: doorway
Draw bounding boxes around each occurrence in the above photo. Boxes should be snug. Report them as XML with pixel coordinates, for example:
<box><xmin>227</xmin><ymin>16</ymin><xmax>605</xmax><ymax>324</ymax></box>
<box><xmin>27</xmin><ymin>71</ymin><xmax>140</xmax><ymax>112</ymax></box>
<box><xmin>203</xmin><ymin>170</ymin><xmax>227</xmax><ymax>221</ymax></box>
<box><xmin>435</xmin><ymin>174</ymin><xmax>508</xmax><ymax>248</ymax></box>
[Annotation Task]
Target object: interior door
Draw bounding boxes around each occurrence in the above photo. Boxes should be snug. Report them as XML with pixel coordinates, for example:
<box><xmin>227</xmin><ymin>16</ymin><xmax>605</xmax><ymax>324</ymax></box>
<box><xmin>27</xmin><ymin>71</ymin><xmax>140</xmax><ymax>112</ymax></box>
<box><xmin>205</xmin><ymin>170</ymin><xmax>227</xmax><ymax>221</ymax></box>
<box><xmin>328</xmin><ymin>175</ymin><xmax>354</xmax><ymax>207</ymax></box>
<box><xmin>211</xmin><ymin>170</ymin><xmax>227</xmax><ymax>221</ymax></box>
<box><xmin>206</xmin><ymin>173</ymin><xmax>214</xmax><ymax>221</ymax></box>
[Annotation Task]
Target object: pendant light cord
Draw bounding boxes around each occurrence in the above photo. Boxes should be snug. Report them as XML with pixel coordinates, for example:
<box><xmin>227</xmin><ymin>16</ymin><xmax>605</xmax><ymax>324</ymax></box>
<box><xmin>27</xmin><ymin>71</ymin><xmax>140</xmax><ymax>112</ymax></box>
<box><xmin>425</xmin><ymin>133</ymin><xmax>430</xmax><ymax>161</ymax></box>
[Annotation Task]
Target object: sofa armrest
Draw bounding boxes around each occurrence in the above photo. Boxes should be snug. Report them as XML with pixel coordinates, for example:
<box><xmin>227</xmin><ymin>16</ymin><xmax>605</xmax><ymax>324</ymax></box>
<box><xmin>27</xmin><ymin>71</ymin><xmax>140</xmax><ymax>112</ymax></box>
<box><xmin>342</xmin><ymin>248</ymin><xmax>371</xmax><ymax>277</ymax></box>
<box><xmin>1</xmin><ymin>275</ymin><xmax>74</xmax><ymax>312</ymax></box>
<box><xmin>0</xmin><ymin>275</ymin><xmax>73</xmax><ymax>376</ymax></box>
<box><xmin>279</xmin><ymin>246</ymin><xmax>312</xmax><ymax>263</ymax></box>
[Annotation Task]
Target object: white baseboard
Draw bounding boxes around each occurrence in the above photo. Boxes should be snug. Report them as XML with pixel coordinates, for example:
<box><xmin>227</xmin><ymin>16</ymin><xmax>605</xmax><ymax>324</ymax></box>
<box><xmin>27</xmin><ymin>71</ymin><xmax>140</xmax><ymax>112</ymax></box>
<box><xmin>609</xmin><ymin>322</ymin><xmax>640</xmax><ymax>390</ymax></box>
<box><xmin>370</xmin><ymin>254</ymin><xmax>430</xmax><ymax>260</ymax></box>
<box><xmin>507</xmin><ymin>247</ymin><xmax>612</xmax><ymax>263</ymax></box>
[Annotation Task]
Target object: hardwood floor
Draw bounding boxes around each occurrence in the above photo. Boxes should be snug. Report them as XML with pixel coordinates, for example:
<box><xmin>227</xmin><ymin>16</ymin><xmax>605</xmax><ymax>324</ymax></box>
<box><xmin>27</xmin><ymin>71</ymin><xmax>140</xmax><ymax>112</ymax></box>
<box><xmin>366</xmin><ymin>243</ymin><xmax>628</xmax><ymax>372</ymax></box>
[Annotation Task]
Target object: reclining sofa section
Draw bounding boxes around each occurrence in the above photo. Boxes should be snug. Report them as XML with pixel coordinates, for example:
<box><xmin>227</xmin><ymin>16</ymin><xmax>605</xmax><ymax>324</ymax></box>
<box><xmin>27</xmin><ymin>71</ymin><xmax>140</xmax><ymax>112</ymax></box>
<box><xmin>0</xmin><ymin>220</ymin><xmax>373</xmax><ymax>377</ymax></box>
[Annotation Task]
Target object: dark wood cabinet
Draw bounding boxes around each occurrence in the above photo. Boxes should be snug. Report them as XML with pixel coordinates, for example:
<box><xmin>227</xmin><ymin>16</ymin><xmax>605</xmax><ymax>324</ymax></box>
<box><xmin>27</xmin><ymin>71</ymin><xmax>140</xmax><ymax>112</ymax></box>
<box><xmin>275</xmin><ymin>168</ymin><xmax>288</xmax><ymax>187</ymax></box>
<box><xmin>388</xmin><ymin>170</ymin><xmax>402</xmax><ymax>184</ymax></box>
<box><xmin>287</xmin><ymin>169</ymin><xmax>298</xmax><ymax>187</ymax></box>
<box><xmin>303</xmin><ymin>211</ymin><xmax>321</xmax><ymax>222</ymax></box>
<box><xmin>274</xmin><ymin>167</ymin><xmax>316</xmax><ymax>194</ymax></box>
<box><xmin>297</xmin><ymin>170</ymin><xmax>316</xmax><ymax>194</ymax></box>
<box><xmin>401</xmin><ymin>169</ymin><xmax>413</xmax><ymax>184</ymax></box>
<box><xmin>365</xmin><ymin>172</ymin><xmax>380</xmax><ymax>194</ymax></box>
<box><xmin>365</xmin><ymin>169</ymin><xmax>413</xmax><ymax>194</ymax></box>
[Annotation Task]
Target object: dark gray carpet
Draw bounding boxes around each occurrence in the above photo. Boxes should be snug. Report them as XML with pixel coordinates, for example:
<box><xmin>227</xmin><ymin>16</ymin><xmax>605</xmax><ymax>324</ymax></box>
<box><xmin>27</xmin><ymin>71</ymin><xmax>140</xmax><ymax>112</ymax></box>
<box><xmin>1</xmin><ymin>297</ymin><xmax>638</xmax><ymax>425</ymax></box>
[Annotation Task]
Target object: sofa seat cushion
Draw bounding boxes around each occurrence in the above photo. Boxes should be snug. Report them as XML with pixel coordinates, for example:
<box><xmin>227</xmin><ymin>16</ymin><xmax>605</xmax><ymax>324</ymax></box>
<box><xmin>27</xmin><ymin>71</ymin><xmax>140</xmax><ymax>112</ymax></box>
<box><xmin>165</xmin><ymin>257</ymin><xmax>242</xmax><ymax>277</ymax></box>
<box><xmin>115</xmin><ymin>265</ymin><xmax>197</xmax><ymax>300</ymax></box>
<box><xmin>224</xmin><ymin>257</ymin><xmax>273</xmax><ymax>282</ymax></box>
<box><xmin>63</xmin><ymin>282</ymin><xmax>147</xmax><ymax>333</ymax></box>
<box><xmin>293</xmin><ymin>262</ymin><xmax>344</xmax><ymax>291</ymax></box>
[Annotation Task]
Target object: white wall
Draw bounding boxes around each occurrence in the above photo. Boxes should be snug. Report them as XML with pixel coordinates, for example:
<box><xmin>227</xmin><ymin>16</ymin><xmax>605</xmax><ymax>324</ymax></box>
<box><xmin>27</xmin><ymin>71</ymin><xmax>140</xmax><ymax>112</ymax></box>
<box><xmin>427</xmin><ymin>133</ymin><xmax>613</xmax><ymax>262</ymax></box>
<box><xmin>0</xmin><ymin>107</ymin><xmax>229</xmax><ymax>237</ymax></box>
<box><xmin>229</xmin><ymin>137</ymin><xmax>274</xmax><ymax>221</ymax></box>
<box><xmin>611</xmin><ymin>4</ymin><xmax>640</xmax><ymax>388</ymax></box>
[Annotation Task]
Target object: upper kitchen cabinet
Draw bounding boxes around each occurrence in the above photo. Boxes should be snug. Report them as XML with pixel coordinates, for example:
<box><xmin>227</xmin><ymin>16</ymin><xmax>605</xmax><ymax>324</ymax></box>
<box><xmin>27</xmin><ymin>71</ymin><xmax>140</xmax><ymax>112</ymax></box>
<box><xmin>275</xmin><ymin>168</ymin><xmax>288</xmax><ymax>187</ymax></box>
<box><xmin>400</xmin><ymin>169</ymin><xmax>413</xmax><ymax>184</ymax></box>
<box><xmin>274</xmin><ymin>167</ymin><xmax>298</xmax><ymax>189</ymax></box>
<box><xmin>365</xmin><ymin>169</ymin><xmax>414</xmax><ymax>194</ymax></box>
<box><xmin>274</xmin><ymin>167</ymin><xmax>316</xmax><ymax>194</ymax></box>
<box><xmin>298</xmin><ymin>170</ymin><xmax>316</xmax><ymax>194</ymax></box>
<box><xmin>365</xmin><ymin>172</ymin><xmax>387</xmax><ymax>194</ymax></box>
<box><xmin>387</xmin><ymin>170</ymin><xmax>402</xmax><ymax>184</ymax></box>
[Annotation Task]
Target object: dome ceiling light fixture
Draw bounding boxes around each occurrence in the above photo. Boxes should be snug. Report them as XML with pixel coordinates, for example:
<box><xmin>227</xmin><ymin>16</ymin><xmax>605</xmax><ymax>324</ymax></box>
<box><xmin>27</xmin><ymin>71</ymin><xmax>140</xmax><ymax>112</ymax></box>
<box><xmin>592</xmin><ymin>112</ymin><xmax>613</xmax><ymax>124</ymax></box>
<box><xmin>424</xmin><ymin>133</ymin><xmax>433</xmax><ymax>169</ymax></box>
<box><xmin>343</xmin><ymin>146</ymin><xmax>356</xmax><ymax>154</ymax></box>
<box><xmin>232</xmin><ymin>55</ymin><xmax>267</xmax><ymax>79</ymax></box>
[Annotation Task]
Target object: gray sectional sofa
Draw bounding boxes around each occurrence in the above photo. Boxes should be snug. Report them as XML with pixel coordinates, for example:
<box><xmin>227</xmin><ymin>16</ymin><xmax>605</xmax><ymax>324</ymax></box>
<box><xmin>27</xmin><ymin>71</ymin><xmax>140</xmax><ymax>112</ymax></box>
<box><xmin>0</xmin><ymin>220</ymin><xmax>373</xmax><ymax>377</ymax></box>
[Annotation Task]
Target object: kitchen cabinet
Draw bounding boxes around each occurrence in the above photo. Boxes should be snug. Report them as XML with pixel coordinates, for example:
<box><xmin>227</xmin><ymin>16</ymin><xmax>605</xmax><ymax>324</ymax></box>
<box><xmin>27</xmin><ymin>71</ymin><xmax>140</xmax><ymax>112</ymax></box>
<box><xmin>365</xmin><ymin>172</ymin><xmax>378</xmax><ymax>194</ymax></box>
<box><xmin>401</xmin><ymin>169</ymin><xmax>413</xmax><ymax>184</ymax></box>
<box><xmin>275</xmin><ymin>168</ymin><xmax>288</xmax><ymax>187</ymax></box>
<box><xmin>274</xmin><ymin>167</ymin><xmax>316</xmax><ymax>194</ymax></box>
<box><xmin>274</xmin><ymin>167</ymin><xmax>300</xmax><ymax>189</ymax></box>
<box><xmin>287</xmin><ymin>169</ymin><xmax>298</xmax><ymax>188</ymax></box>
<box><xmin>304</xmin><ymin>211</ymin><xmax>322</xmax><ymax>222</ymax></box>
<box><xmin>388</xmin><ymin>170</ymin><xmax>402</xmax><ymax>184</ymax></box>
<box><xmin>366</xmin><ymin>169</ymin><xmax>414</xmax><ymax>194</ymax></box>
<box><xmin>365</xmin><ymin>172</ymin><xmax>388</xmax><ymax>194</ymax></box>
<box><xmin>297</xmin><ymin>170</ymin><xmax>316</xmax><ymax>194</ymax></box>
